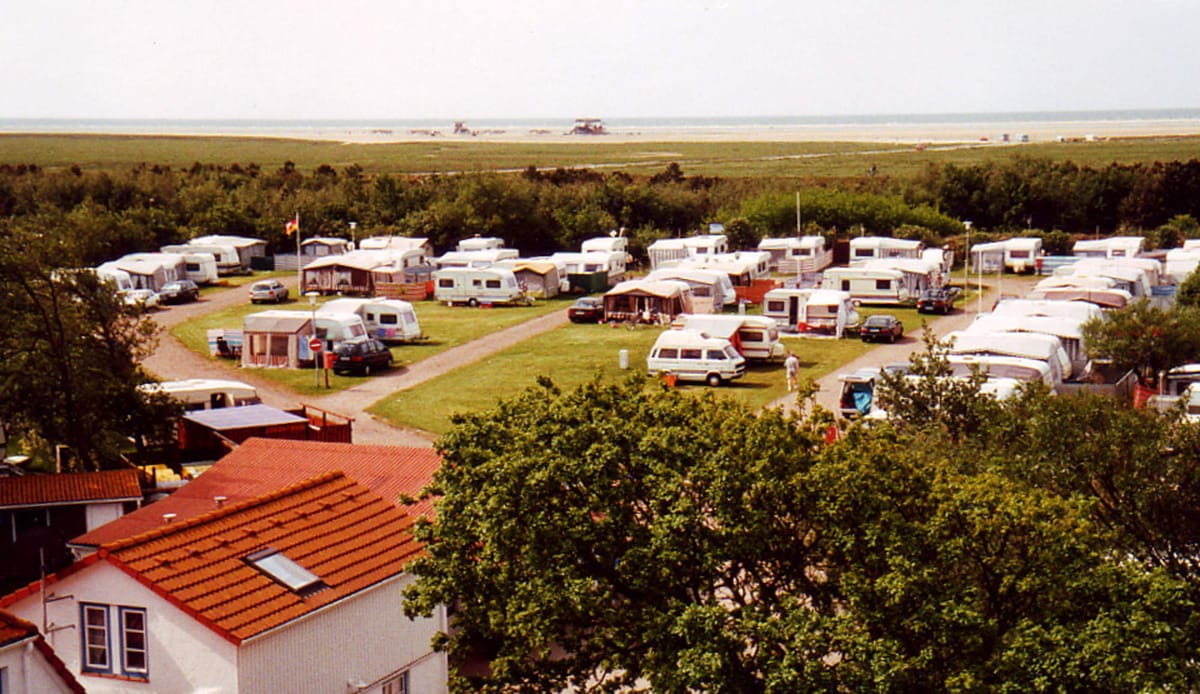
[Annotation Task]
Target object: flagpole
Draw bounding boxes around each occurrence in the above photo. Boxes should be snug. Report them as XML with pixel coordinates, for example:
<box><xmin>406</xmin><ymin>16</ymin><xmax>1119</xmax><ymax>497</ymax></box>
<box><xmin>295</xmin><ymin>211</ymin><xmax>301</xmax><ymax>290</ymax></box>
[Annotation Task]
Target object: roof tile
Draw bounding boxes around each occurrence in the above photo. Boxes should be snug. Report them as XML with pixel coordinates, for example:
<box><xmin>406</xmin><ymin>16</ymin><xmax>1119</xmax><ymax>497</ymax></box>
<box><xmin>0</xmin><ymin>469</ymin><xmax>141</xmax><ymax>508</ymax></box>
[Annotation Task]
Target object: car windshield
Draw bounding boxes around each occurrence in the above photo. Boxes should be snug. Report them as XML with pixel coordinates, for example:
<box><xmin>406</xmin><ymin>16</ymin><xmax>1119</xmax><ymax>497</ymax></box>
<box><xmin>865</xmin><ymin>316</ymin><xmax>893</xmax><ymax>326</ymax></box>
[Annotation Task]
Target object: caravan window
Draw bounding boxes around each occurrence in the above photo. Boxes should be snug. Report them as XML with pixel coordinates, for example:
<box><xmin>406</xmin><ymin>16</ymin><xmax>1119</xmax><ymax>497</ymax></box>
<box><xmin>485</xmin><ymin>279</ymin><xmax>501</xmax><ymax>289</ymax></box>
<box><xmin>186</xmin><ymin>262</ymin><xmax>200</xmax><ymax>272</ymax></box>
<box><xmin>739</xmin><ymin>329</ymin><xmax>765</xmax><ymax>344</ymax></box>
<box><xmin>706</xmin><ymin>349</ymin><xmax>725</xmax><ymax>360</ymax></box>
<box><xmin>693</xmin><ymin>287</ymin><xmax>711</xmax><ymax>297</ymax></box>
<box><xmin>1010</xmin><ymin>250</ymin><xmax>1030</xmax><ymax>259</ymax></box>
<box><xmin>438</xmin><ymin>278</ymin><xmax>454</xmax><ymax>288</ymax></box>
<box><xmin>472</xmin><ymin>279</ymin><xmax>482</xmax><ymax>287</ymax></box>
<box><xmin>766</xmin><ymin>300</ymin><xmax>786</xmax><ymax>312</ymax></box>
<box><xmin>380</xmin><ymin>313</ymin><xmax>398</xmax><ymax>325</ymax></box>
<box><xmin>681</xmin><ymin>349</ymin><xmax>702</xmax><ymax>360</ymax></box>
<box><xmin>841</xmin><ymin>280</ymin><xmax>850</xmax><ymax>291</ymax></box>
<box><xmin>875</xmin><ymin>279</ymin><xmax>892</xmax><ymax>290</ymax></box>
<box><xmin>656</xmin><ymin>348</ymin><xmax>678</xmax><ymax>359</ymax></box>
<box><xmin>854</xmin><ymin>248</ymin><xmax>873</xmax><ymax>257</ymax></box>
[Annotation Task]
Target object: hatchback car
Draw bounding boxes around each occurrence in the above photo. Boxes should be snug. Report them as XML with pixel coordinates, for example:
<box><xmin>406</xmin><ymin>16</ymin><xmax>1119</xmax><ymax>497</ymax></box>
<box><xmin>860</xmin><ymin>314</ymin><xmax>904</xmax><ymax>343</ymax></box>
<box><xmin>567</xmin><ymin>296</ymin><xmax>605</xmax><ymax>323</ymax></box>
<box><xmin>331</xmin><ymin>337</ymin><xmax>393</xmax><ymax>376</ymax></box>
<box><xmin>249</xmin><ymin>279</ymin><xmax>289</xmax><ymax>303</ymax></box>
<box><xmin>159</xmin><ymin>279</ymin><xmax>200</xmax><ymax>304</ymax></box>
<box><xmin>120</xmin><ymin>288</ymin><xmax>160</xmax><ymax>310</ymax></box>
<box><xmin>916</xmin><ymin>286</ymin><xmax>961</xmax><ymax>314</ymax></box>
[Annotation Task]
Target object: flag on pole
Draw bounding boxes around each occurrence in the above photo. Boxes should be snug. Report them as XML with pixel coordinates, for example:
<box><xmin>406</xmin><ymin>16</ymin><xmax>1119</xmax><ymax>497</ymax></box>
<box><xmin>285</xmin><ymin>216</ymin><xmax>300</xmax><ymax>236</ymax></box>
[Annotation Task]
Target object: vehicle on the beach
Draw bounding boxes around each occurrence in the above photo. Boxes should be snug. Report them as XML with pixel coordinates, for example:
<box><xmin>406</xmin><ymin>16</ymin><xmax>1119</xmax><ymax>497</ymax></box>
<box><xmin>249</xmin><ymin>279</ymin><xmax>289</xmax><ymax>303</ymax></box>
<box><xmin>331</xmin><ymin>337</ymin><xmax>393</xmax><ymax>376</ymax></box>
<box><xmin>159</xmin><ymin>279</ymin><xmax>201</xmax><ymax>304</ymax></box>
<box><xmin>861</xmin><ymin>314</ymin><xmax>904</xmax><ymax>343</ymax></box>
<box><xmin>916</xmin><ymin>286</ymin><xmax>961</xmax><ymax>314</ymax></box>
<box><xmin>567</xmin><ymin>296</ymin><xmax>605</xmax><ymax>323</ymax></box>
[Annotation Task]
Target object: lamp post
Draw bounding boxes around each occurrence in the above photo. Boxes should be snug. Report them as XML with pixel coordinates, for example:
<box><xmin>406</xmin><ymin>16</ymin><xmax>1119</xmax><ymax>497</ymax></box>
<box><xmin>349</xmin><ymin>221</ymin><xmax>357</xmax><ymax>248</ymax></box>
<box><xmin>307</xmin><ymin>291</ymin><xmax>321</xmax><ymax>387</ymax></box>
<box><xmin>963</xmin><ymin>221</ymin><xmax>973</xmax><ymax>310</ymax></box>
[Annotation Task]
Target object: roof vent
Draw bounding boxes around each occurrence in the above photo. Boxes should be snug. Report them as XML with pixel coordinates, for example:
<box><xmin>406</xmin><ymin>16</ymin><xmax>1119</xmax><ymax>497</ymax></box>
<box><xmin>214</xmin><ymin>496</ymin><xmax>227</xmax><ymax>508</ymax></box>
<box><xmin>162</xmin><ymin>513</ymin><xmax>177</xmax><ymax>524</ymax></box>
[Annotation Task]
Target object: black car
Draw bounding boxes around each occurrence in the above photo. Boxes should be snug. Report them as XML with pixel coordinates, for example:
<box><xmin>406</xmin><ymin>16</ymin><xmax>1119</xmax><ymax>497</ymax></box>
<box><xmin>916</xmin><ymin>286</ymin><xmax>961</xmax><ymax>314</ymax></box>
<box><xmin>861</xmin><ymin>314</ymin><xmax>904</xmax><ymax>343</ymax></box>
<box><xmin>567</xmin><ymin>296</ymin><xmax>605</xmax><ymax>323</ymax></box>
<box><xmin>332</xmin><ymin>337</ymin><xmax>393</xmax><ymax>376</ymax></box>
<box><xmin>158</xmin><ymin>279</ymin><xmax>201</xmax><ymax>304</ymax></box>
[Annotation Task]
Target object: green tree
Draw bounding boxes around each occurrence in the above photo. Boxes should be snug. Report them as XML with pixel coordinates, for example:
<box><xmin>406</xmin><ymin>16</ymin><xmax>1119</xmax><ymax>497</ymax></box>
<box><xmin>1081</xmin><ymin>300</ymin><xmax>1200</xmax><ymax>377</ymax></box>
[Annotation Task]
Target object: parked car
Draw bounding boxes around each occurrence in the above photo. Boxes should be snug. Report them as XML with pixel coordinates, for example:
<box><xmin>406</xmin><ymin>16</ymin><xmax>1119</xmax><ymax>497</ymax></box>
<box><xmin>861</xmin><ymin>314</ymin><xmax>904</xmax><ymax>343</ymax></box>
<box><xmin>916</xmin><ymin>286</ymin><xmax>961</xmax><ymax>314</ymax></box>
<box><xmin>249</xmin><ymin>279</ymin><xmax>289</xmax><ymax>303</ymax></box>
<box><xmin>120</xmin><ymin>288</ymin><xmax>160</xmax><ymax>310</ymax></box>
<box><xmin>567</xmin><ymin>296</ymin><xmax>605</xmax><ymax>323</ymax></box>
<box><xmin>331</xmin><ymin>337</ymin><xmax>393</xmax><ymax>376</ymax></box>
<box><xmin>158</xmin><ymin>279</ymin><xmax>200</xmax><ymax>304</ymax></box>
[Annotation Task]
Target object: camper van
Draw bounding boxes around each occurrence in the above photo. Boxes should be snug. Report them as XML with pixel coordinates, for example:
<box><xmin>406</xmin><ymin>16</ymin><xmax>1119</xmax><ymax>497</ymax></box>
<box><xmin>646</xmin><ymin>330</ymin><xmax>746</xmax><ymax>387</ymax></box>
<box><xmin>319</xmin><ymin>298</ymin><xmax>423</xmax><ymax>342</ymax></box>
<box><xmin>669</xmin><ymin>314</ymin><xmax>785</xmax><ymax>361</ymax></box>
<box><xmin>139</xmin><ymin>379</ymin><xmax>260</xmax><ymax>411</ymax></box>
<box><xmin>433</xmin><ymin>267</ymin><xmax>529</xmax><ymax>306</ymax></box>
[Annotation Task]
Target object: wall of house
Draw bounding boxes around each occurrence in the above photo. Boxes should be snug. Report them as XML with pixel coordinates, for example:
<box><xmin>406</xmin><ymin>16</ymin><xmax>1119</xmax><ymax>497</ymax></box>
<box><xmin>238</xmin><ymin>574</ymin><xmax>448</xmax><ymax>694</ymax></box>
<box><xmin>6</xmin><ymin>562</ymin><xmax>238</xmax><ymax>694</ymax></box>
<box><xmin>0</xmin><ymin>637</ymin><xmax>78</xmax><ymax>694</ymax></box>
<box><xmin>84</xmin><ymin>503</ymin><xmax>126</xmax><ymax>533</ymax></box>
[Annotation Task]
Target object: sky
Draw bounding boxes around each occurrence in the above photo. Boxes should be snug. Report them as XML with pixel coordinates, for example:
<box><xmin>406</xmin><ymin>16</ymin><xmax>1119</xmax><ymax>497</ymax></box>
<box><xmin>3</xmin><ymin>0</ymin><xmax>1198</xmax><ymax>120</ymax></box>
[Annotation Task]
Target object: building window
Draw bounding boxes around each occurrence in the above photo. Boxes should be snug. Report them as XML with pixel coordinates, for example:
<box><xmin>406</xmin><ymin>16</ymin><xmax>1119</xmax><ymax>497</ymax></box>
<box><xmin>82</xmin><ymin>604</ymin><xmax>149</xmax><ymax>679</ymax></box>
<box><xmin>381</xmin><ymin>671</ymin><xmax>409</xmax><ymax>694</ymax></box>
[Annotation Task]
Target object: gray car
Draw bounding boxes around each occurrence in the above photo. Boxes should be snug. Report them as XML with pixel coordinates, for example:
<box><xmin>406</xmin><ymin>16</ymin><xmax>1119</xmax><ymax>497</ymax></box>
<box><xmin>249</xmin><ymin>279</ymin><xmax>289</xmax><ymax>303</ymax></box>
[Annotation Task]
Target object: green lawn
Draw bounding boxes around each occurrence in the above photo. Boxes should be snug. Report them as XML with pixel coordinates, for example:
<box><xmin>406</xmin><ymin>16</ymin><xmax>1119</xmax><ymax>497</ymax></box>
<box><xmin>168</xmin><ymin>294</ymin><xmax>572</xmax><ymax>396</ymax></box>
<box><xmin>369</xmin><ymin>320</ymin><xmax>882</xmax><ymax>435</ymax></box>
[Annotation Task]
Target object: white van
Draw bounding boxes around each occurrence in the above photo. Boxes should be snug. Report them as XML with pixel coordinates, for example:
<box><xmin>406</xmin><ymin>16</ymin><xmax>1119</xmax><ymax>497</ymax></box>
<box><xmin>646</xmin><ymin>331</ymin><xmax>746</xmax><ymax>386</ymax></box>
<box><xmin>669</xmin><ymin>314</ymin><xmax>784</xmax><ymax>361</ymax></box>
<box><xmin>139</xmin><ymin>379</ymin><xmax>260</xmax><ymax>411</ymax></box>
<box><xmin>433</xmin><ymin>267</ymin><xmax>529</xmax><ymax>306</ymax></box>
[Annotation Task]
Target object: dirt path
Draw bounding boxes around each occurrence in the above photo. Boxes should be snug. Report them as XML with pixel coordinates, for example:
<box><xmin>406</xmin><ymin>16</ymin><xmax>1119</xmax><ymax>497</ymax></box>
<box><xmin>142</xmin><ymin>276</ymin><xmax>569</xmax><ymax>447</ymax></box>
<box><xmin>768</xmin><ymin>275</ymin><xmax>1042</xmax><ymax>417</ymax></box>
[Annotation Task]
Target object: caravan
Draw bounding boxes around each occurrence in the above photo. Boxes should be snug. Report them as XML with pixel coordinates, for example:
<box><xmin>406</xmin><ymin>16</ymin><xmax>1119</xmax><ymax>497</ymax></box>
<box><xmin>669</xmin><ymin>314</ymin><xmax>784</xmax><ymax>361</ymax></box>
<box><xmin>318</xmin><ymin>298</ymin><xmax>423</xmax><ymax>343</ymax></box>
<box><xmin>849</xmin><ymin>237</ymin><xmax>924</xmax><ymax>264</ymax></box>
<box><xmin>758</xmin><ymin>236</ymin><xmax>833</xmax><ymax>274</ymax></box>
<box><xmin>139</xmin><ymin>379</ymin><xmax>260</xmax><ymax>411</ymax></box>
<box><xmin>433</xmin><ymin>267</ymin><xmax>529</xmax><ymax>306</ymax></box>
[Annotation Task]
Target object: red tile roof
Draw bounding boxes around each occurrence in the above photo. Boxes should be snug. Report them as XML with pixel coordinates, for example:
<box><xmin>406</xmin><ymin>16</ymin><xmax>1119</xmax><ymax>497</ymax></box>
<box><xmin>72</xmin><ymin>438</ymin><xmax>440</xmax><ymax>547</ymax></box>
<box><xmin>0</xmin><ymin>469</ymin><xmax>142</xmax><ymax>509</ymax></box>
<box><xmin>100</xmin><ymin>471</ymin><xmax>424</xmax><ymax>643</ymax></box>
<box><xmin>0</xmin><ymin>610</ymin><xmax>86</xmax><ymax>693</ymax></box>
<box><xmin>0</xmin><ymin>608</ymin><xmax>37</xmax><ymax>647</ymax></box>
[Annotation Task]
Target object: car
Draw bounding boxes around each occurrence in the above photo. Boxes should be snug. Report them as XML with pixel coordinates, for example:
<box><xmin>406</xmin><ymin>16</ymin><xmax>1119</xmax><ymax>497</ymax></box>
<box><xmin>119</xmin><ymin>288</ymin><xmax>160</xmax><ymax>310</ymax></box>
<box><xmin>331</xmin><ymin>337</ymin><xmax>393</xmax><ymax>376</ymax></box>
<box><xmin>249</xmin><ymin>279</ymin><xmax>289</xmax><ymax>303</ymax></box>
<box><xmin>916</xmin><ymin>286</ymin><xmax>961</xmax><ymax>314</ymax></box>
<box><xmin>158</xmin><ymin>279</ymin><xmax>200</xmax><ymax>304</ymax></box>
<box><xmin>860</xmin><ymin>314</ymin><xmax>904</xmax><ymax>343</ymax></box>
<box><xmin>567</xmin><ymin>296</ymin><xmax>605</xmax><ymax>323</ymax></box>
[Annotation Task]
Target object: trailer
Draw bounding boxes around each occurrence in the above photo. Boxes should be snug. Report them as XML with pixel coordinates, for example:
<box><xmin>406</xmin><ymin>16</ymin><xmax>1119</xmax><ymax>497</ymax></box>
<box><xmin>758</xmin><ymin>236</ymin><xmax>833</xmax><ymax>274</ymax></box>
<box><xmin>433</xmin><ymin>267</ymin><xmax>529</xmax><ymax>306</ymax></box>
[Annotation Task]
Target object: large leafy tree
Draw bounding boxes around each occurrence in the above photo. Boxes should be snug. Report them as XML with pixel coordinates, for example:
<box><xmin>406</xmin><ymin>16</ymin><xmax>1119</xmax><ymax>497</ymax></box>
<box><xmin>1081</xmin><ymin>299</ymin><xmax>1200</xmax><ymax>377</ymax></box>
<box><xmin>406</xmin><ymin>375</ymin><xmax>1200</xmax><ymax>692</ymax></box>
<box><xmin>0</xmin><ymin>225</ymin><xmax>174</xmax><ymax>469</ymax></box>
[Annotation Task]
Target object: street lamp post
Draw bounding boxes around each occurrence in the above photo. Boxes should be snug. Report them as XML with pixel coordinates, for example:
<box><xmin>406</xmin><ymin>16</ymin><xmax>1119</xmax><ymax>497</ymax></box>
<box><xmin>307</xmin><ymin>291</ymin><xmax>321</xmax><ymax>387</ymax></box>
<box><xmin>963</xmin><ymin>221</ymin><xmax>973</xmax><ymax>310</ymax></box>
<box><xmin>349</xmin><ymin>221</ymin><xmax>357</xmax><ymax>247</ymax></box>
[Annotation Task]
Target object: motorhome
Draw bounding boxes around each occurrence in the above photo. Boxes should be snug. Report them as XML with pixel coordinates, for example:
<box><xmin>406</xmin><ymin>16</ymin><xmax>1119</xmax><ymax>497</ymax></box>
<box><xmin>669</xmin><ymin>314</ymin><xmax>785</xmax><ymax>361</ymax></box>
<box><xmin>162</xmin><ymin>243</ymin><xmax>242</xmax><ymax>275</ymax></box>
<box><xmin>318</xmin><ymin>298</ymin><xmax>423</xmax><ymax>342</ymax></box>
<box><xmin>848</xmin><ymin>236</ymin><xmax>924</xmax><ymax>264</ymax></box>
<box><xmin>456</xmin><ymin>236</ymin><xmax>506</xmax><ymax>252</ymax></box>
<box><xmin>1072</xmin><ymin>236</ymin><xmax>1145</xmax><ymax>259</ymax></box>
<box><xmin>646</xmin><ymin>330</ymin><xmax>746</xmax><ymax>387</ymax></box>
<box><xmin>647</xmin><ymin>267</ymin><xmax>733</xmax><ymax>312</ymax></box>
<box><xmin>758</xmin><ymin>236</ymin><xmax>833</xmax><ymax>274</ymax></box>
<box><xmin>433</xmin><ymin>267</ymin><xmax>528</xmax><ymax>306</ymax></box>
<box><xmin>139</xmin><ymin>379</ymin><xmax>260</xmax><ymax>411</ymax></box>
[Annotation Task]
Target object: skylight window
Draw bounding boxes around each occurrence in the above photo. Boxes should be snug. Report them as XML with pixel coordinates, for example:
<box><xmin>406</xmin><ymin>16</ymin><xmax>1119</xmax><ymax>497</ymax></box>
<box><xmin>245</xmin><ymin>549</ymin><xmax>327</xmax><ymax>596</ymax></box>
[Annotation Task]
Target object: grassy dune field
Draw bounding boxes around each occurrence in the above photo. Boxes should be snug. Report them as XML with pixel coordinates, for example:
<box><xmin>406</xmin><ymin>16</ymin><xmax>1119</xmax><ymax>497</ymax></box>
<box><xmin>1</xmin><ymin>133</ymin><xmax>1198</xmax><ymax>178</ymax></box>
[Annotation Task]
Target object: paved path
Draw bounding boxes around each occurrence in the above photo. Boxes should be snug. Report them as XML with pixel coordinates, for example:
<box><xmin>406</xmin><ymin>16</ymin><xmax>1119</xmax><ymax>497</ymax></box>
<box><xmin>768</xmin><ymin>275</ymin><xmax>1042</xmax><ymax>417</ymax></box>
<box><xmin>142</xmin><ymin>276</ymin><xmax>568</xmax><ymax>447</ymax></box>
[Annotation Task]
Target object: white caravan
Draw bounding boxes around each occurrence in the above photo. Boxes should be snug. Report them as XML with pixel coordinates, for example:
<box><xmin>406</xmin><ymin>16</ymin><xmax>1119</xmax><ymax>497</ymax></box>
<box><xmin>762</xmin><ymin>288</ymin><xmax>812</xmax><ymax>332</ymax></box>
<box><xmin>456</xmin><ymin>236</ymin><xmax>506</xmax><ymax>252</ymax></box>
<box><xmin>821</xmin><ymin>265</ymin><xmax>913</xmax><ymax>304</ymax></box>
<box><xmin>175</xmin><ymin>252</ymin><xmax>219</xmax><ymax>284</ymax></box>
<box><xmin>970</xmin><ymin>238</ymin><xmax>1043</xmax><ymax>273</ymax></box>
<box><xmin>758</xmin><ymin>236</ymin><xmax>833</xmax><ymax>274</ymax></box>
<box><xmin>318</xmin><ymin>298</ymin><xmax>422</xmax><ymax>342</ymax></box>
<box><xmin>849</xmin><ymin>236</ymin><xmax>924</xmax><ymax>264</ymax></box>
<box><xmin>945</xmin><ymin>331</ymin><xmax>1071</xmax><ymax>383</ymax></box>
<box><xmin>965</xmin><ymin>313</ymin><xmax>1090</xmax><ymax>378</ymax></box>
<box><xmin>433</xmin><ymin>249</ymin><xmax>519</xmax><ymax>269</ymax></box>
<box><xmin>946</xmin><ymin>354</ymin><xmax>1056</xmax><ymax>389</ymax></box>
<box><xmin>433</xmin><ymin>267</ymin><xmax>528</xmax><ymax>306</ymax></box>
<box><xmin>162</xmin><ymin>243</ymin><xmax>242</xmax><ymax>275</ymax></box>
<box><xmin>139</xmin><ymin>379</ymin><xmax>260</xmax><ymax>411</ymax></box>
<box><xmin>677</xmin><ymin>251</ymin><xmax>772</xmax><ymax>287</ymax></box>
<box><xmin>647</xmin><ymin>267</ymin><xmax>733</xmax><ymax>312</ymax></box>
<box><xmin>646</xmin><ymin>234</ymin><xmax>729</xmax><ymax>269</ymax></box>
<box><xmin>1072</xmin><ymin>236</ymin><xmax>1145</xmax><ymax>259</ymax></box>
<box><xmin>669</xmin><ymin>314</ymin><xmax>785</xmax><ymax>361</ymax></box>
<box><xmin>646</xmin><ymin>330</ymin><xmax>746</xmax><ymax>386</ymax></box>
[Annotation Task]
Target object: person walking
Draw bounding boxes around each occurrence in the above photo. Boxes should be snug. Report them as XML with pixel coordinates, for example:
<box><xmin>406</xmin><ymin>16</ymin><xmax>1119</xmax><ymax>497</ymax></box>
<box><xmin>784</xmin><ymin>351</ymin><xmax>800</xmax><ymax>392</ymax></box>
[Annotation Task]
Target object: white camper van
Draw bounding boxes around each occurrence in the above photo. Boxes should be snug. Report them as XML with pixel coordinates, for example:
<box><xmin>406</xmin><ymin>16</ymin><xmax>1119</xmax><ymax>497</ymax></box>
<box><xmin>139</xmin><ymin>379</ymin><xmax>260</xmax><ymax>411</ymax></box>
<box><xmin>433</xmin><ymin>267</ymin><xmax>529</xmax><ymax>306</ymax></box>
<box><xmin>646</xmin><ymin>330</ymin><xmax>746</xmax><ymax>386</ymax></box>
<box><xmin>319</xmin><ymin>298</ymin><xmax>423</xmax><ymax>343</ymax></box>
<box><xmin>669</xmin><ymin>314</ymin><xmax>785</xmax><ymax>361</ymax></box>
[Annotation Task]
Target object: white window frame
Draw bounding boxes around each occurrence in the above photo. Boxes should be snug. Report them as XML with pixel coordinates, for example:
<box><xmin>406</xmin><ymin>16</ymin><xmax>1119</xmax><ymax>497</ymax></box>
<box><xmin>81</xmin><ymin>603</ymin><xmax>111</xmax><ymax>673</ymax></box>
<box><xmin>81</xmin><ymin>603</ymin><xmax>149</xmax><ymax>679</ymax></box>
<box><xmin>119</xmin><ymin>607</ymin><xmax>149</xmax><ymax>677</ymax></box>
<box><xmin>381</xmin><ymin>671</ymin><xmax>409</xmax><ymax>694</ymax></box>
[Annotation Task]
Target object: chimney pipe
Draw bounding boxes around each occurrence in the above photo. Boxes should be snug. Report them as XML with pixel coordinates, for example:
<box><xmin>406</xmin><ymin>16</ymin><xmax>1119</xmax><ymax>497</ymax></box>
<box><xmin>214</xmin><ymin>496</ymin><xmax>227</xmax><ymax>508</ymax></box>
<box><xmin>162</xmin><ymin>513</ymin><xmax>176</xmax><ymax>524</ymax></box>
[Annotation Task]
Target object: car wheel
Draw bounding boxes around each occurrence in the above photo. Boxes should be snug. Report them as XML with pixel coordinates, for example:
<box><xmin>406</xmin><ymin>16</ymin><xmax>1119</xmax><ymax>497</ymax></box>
<box><xmin>707</xmin><ymin>373</ymin><xmax>723</xmax><ymax>387</ymax></box>
<box><xmin>468</xmin><ymin>298</ymin><xmax>479</xmax><ymax>307</ymax></box>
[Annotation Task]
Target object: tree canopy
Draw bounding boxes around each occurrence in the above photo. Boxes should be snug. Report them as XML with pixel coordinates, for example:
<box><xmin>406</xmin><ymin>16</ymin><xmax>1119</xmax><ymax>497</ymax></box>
<box><xmin>405</xmin><ymin>373</ymin><xmax>1200</xmax><ymax>692</ymax></box>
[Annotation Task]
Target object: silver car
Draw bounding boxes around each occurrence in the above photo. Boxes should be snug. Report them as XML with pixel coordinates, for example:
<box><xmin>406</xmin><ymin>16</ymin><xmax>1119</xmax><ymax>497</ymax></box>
<box><xmin>249</xmin><ymin>279</ymin><xmax>289</xmax><ymax>304</ymax></box>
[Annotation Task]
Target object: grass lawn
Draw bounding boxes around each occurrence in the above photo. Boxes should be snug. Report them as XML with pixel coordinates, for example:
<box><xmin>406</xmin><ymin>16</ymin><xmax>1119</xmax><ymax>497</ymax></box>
<box><xmin>370</xmin><ymin>320</ymin><xmax>882</xmax><ymax>435</ymax></box>
<box><xmin>169</xmin><ymin>295</ymin><xmax>572</xmax><ymax>396</ymax></box>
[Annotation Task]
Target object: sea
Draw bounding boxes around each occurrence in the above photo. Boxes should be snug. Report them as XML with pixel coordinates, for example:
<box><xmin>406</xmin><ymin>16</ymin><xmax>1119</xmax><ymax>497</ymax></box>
<box><xmin>1</xmin><ymin>109</ymin><xmax>1198</xmax><ymax>139</ymax></box>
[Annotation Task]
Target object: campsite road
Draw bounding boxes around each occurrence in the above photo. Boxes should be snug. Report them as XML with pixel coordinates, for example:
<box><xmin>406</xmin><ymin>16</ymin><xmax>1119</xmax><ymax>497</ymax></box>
<box><xmin>767</xmin><ymin>274</ymin><xmax>1043</xmax><ymax>418</ymax></box>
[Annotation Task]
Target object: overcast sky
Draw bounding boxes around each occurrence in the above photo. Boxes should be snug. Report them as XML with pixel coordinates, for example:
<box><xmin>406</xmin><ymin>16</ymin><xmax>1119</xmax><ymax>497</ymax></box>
<box><xmin>3</xmin><ymin>0</ymin><xmax>1197</xmax><ymax>120</ymax></box>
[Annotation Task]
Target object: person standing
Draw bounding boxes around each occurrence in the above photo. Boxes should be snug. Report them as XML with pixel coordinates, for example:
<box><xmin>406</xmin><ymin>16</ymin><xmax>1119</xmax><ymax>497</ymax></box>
<box><xmin>784</xmin><ymin>352</ymin><xmax>800</xmax><ymax>392</ymax></box>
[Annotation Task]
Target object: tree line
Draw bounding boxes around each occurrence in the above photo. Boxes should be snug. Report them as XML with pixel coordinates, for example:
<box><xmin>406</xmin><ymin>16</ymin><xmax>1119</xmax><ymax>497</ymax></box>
<box><xmin>3</xmin><ymin>156</ymin><xmax>1200</xmax><ymax>268</ymax></box>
